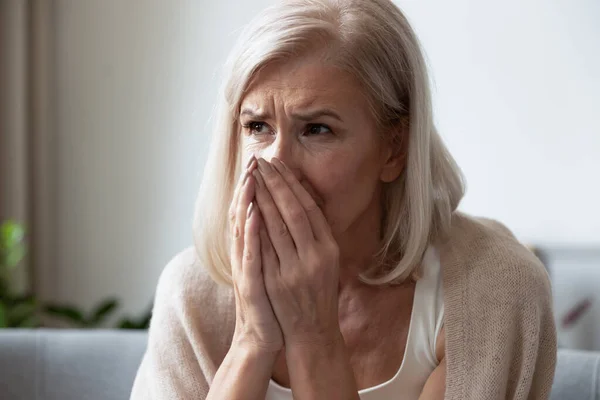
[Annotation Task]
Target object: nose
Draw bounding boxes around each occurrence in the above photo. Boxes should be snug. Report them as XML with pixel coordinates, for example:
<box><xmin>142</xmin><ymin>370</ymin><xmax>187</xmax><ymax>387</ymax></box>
<box><xmin>261</xmin><ymin>136</ymin><xmax>302</xmax><ymax>180</ymax></box>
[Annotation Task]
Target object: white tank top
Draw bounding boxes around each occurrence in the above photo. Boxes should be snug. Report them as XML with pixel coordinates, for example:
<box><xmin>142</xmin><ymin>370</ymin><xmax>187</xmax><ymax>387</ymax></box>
<box><xmin>265</xmin><ymin>246</ymin><xmax>444</xmax><ymax>400</ymax></box>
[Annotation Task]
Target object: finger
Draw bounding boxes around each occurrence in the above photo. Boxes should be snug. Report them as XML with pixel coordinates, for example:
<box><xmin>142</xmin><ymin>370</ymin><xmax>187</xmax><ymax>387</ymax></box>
<box><xmin>230</xmin><ymin>157</ymin><xmax>257</xmax><ymax>220</ymax></box>
<box><xmin>229</xmin><ymin>157</ymin><xmax>257</xmax><ymax>230</ymax></box>
<box><xmin>256</xmin><ymin>158</ymin><xmax>314</xmax><ymax>252</ymax></box>
<box><xmin>230</xmin><ymin>157</ymin><xmax>257</xmax><ymax>253</ymax></box>
<box><xmin>252</xmin><ymin>168</ymin><xmax>298</xmax><ymax>263</ymax></box>
<box><xmin>270</xmin><ymin>158</ymin><xmax>332</xmax><ymax>242</ymax></box>
<box><xmin>257</xmin><ymin>210</ymin><xmax>280</xmax><ymax>279</ymax></box>
<box><xmin>233</xmin><ymin>172</ymin><xmax>256</xmax><ymax>274</ymax></box>
<box><xmin>242</xmin><ymin>202</ymin><xmax>262</xmax><ymax>278</ymax></box>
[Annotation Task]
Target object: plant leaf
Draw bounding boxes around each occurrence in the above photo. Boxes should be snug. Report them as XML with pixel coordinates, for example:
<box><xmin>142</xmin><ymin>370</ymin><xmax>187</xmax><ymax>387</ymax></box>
<box><xmin>0</xmin><ymin>301</ymin><xmax>7</xmax><ymax>328</ymax></box>
<box><xmin>18</xmin><ymin>315</ymin><xmax>39</xmax><ymax>328</ymax></box>
<box><xmin>1</xmin><ymin>221</ymin><xmax>26</xmax><ymax>271</ymax></box>
<box><xmin>10</xmin><ymin>293</ymin><xmax>36</xmax><ymax>304</ymax></box>
<box><xmin>90</xmin><ymin>298</ymin><xmax>119</xmax><ymax>324</ymax></box>
<box><xmin>1</xmin><ymin>221</ymin><xmax>25</xmax><ymax>249</ymax></box>
<box><xmin>9</xmin><ymin>298</ymin><xmax>37</xmax><ymax>325</ymax></box>
<box><xmin>44</xmin><ymin>304</ymin><xmax>86</xmax><ymax>325</ymax></box>
<box><xmin>117</xmin><ymin>319</ymin><xmax>136</xmax><ymax>329</ymax></box>
<box><xmin>5</xmin><ymin>244</ymin><xmax>25</xmax><ymax>269</ymax></box>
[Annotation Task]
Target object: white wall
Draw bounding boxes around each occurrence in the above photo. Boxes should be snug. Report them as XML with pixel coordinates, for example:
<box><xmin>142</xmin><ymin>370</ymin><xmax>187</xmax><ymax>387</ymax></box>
<box><xmin>51</xmin><ymin>0</ymin><xmax>599</xmax><ymax>320</ymax></box>
<box><xmin>400</xmin><ymin>0</ymin><xmax>600</xmax><ymax>246</ymax></box>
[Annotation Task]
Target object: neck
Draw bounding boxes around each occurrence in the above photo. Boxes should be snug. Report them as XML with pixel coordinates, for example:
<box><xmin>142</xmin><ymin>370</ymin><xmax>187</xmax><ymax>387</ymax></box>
<box><xmin>334</xmin><ymin>196</ymin><xmax>384</xmax><ymax>291</ymax></box>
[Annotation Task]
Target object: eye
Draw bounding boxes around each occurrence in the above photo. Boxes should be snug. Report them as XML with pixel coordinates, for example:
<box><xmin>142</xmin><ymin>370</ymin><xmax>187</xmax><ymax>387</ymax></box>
<box><xmin>242</xmin><ymin>121</ymin><xmax>271</xmax><ymax>135</ymax></box>
<box><xmin>305</xmin><ymin>123</ymin><xmax>332</xmax><ymax>136</ymax></box>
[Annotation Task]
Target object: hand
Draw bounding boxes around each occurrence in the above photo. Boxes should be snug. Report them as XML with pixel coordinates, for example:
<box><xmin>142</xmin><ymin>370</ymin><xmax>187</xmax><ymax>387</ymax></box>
<box><xmin>229</xmin><ymin>157</ymin><xmax>283</xmax><ymax>354</ymax></box>
<box><xmin>252</xmin><ymin>158</ymin><xmax>342</xmax><ymax>348</ymax></box>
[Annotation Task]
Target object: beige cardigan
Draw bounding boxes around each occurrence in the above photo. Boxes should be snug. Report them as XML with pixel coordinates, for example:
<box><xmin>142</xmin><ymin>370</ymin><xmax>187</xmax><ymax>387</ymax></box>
<box><xmin>130</xmin><ymin>213</ymin><xmax>557</xmax><ymax>399</ymax></box>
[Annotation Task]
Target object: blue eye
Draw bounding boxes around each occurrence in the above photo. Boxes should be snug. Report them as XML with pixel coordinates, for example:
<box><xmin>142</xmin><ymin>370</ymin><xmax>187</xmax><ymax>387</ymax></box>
<box><xmin>305</xmin><ymin>124</ymin><xmax>332</xmax><ymax>136</ymax></box>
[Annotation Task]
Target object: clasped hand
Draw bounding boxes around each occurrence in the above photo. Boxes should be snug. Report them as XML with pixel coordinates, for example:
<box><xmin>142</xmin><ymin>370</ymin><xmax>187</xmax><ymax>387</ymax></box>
<box><xmin>230</xmin><ymin>156</ymin><xmax>341</xmax><ymax>354</ymax></box>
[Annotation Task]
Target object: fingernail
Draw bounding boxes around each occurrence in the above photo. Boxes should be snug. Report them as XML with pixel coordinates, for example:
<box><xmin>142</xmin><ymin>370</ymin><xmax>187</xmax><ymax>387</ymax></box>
<box><xmin>247</xmin><ymin>202</ymin><xmax>255</xmax><ymax>218</ymax></box>
<box><xmin>246</xmin><ymin>155</ymin><xmax>256</xmax><ymax>169</ymax></box>
<box><xmin>257</xmin><ymin>158</ymin><xmax>271</xmax><ymax>173</ymax></box>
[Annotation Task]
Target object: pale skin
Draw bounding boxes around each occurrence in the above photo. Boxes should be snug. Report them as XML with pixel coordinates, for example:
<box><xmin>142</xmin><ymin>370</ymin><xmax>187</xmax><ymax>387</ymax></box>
<box><xmin>207</xmin><ymin>53</ymin><xmax>445</xmax><ymax>400</ymax></box>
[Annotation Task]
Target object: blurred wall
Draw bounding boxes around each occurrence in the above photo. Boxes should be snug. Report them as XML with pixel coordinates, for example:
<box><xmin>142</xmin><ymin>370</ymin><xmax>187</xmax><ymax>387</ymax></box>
<box><xmin>50</xmin><ymin>0</ymin><xmax>599</xmax><ymax>318</ymax></box>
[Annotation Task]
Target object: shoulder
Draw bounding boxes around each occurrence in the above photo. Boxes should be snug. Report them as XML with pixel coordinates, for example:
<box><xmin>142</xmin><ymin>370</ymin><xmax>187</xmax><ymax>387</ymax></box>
<box><xmin>440</xmin><ymin>212</ymin><xmax>551</xmax><ymax>306</ymax></box>
<box><xmin>440</xmin><ymin>215</ymin><xmax>557</xmax><ymax>398</ymax></box>
<box><xmin>135</xmin><ymin>248</ymin><xmax>235</xmax><ymax>395</ymax></box>
<box><xmin>154</xmin><ymin>246</ymin><xmax>234</xmax><ymax>317</ymax></box>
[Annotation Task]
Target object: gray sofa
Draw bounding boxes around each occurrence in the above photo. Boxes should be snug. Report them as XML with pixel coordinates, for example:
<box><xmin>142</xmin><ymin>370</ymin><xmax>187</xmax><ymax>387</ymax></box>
<box><xmin>0</xmin><ymin>330</ymin><xmax>598</xmax><ymax>399</ymax></box>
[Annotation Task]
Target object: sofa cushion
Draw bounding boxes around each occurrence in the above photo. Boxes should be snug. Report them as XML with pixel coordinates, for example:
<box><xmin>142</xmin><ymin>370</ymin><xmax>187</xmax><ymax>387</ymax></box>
<box><xmin>551</xmin><ymin>348</ymin><xmax>600</xmax><ymax>400</ymax></box>
<box><xmin>1</xmin><ymin>329</ymin><xmax>599</xmax><ymax>399</ymax></box>
<box><xmin>0</xmin><ymin>329</ymin><xmax>147</xmax><ymax>400</ymax></box>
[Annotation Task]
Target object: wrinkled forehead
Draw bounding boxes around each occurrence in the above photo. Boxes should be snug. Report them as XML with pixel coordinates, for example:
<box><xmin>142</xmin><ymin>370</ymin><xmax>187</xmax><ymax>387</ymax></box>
<box><xmin>239</xmin><ymin>55</ymin><xmax>369</xmax><ymax>115</ymax></box>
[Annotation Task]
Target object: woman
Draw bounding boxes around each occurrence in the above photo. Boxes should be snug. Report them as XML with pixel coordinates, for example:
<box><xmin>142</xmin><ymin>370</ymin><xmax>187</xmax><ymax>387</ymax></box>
<box><xmin>131</xmin><ymin>0</ymin><xmax>556</xmax><ymax>399</ymax></box>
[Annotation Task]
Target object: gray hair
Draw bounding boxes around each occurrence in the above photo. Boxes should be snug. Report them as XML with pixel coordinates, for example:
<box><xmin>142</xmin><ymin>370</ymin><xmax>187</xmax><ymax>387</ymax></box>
<box><xmin>193</xmin><ymin>0</ymin><xmax>465</xmax><ymax>285</ymax></box>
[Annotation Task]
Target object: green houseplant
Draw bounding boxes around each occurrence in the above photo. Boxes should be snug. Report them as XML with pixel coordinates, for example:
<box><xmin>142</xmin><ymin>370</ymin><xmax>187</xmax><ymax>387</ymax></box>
<box><xmin>0</xmin><ymin>221</ymin><xmax>38</xmax><ymax>328</ymax></box>
<box><xmin>0</xmin><ymin>220</ymin><xmax>151</xmax><ymax>329</ymax></box>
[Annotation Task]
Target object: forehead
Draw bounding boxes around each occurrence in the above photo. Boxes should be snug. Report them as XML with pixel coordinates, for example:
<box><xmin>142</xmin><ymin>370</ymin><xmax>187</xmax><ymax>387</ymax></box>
<box><xmin>241</xmin><ymin>56</ymin><xmax>369</xmax><ymax>112</ymax></box>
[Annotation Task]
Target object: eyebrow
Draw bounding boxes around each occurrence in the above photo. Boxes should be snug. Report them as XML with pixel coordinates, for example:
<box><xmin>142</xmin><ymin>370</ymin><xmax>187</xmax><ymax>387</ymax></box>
<box><xmin>239</xmin><ymin>108</ymin><xmax>343</xmax><ymax>122</ymax></box>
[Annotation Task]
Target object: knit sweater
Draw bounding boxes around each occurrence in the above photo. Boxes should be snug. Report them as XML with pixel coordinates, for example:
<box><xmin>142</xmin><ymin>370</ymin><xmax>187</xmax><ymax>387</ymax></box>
<box><xmin>130</xmin><ymin>212</ymin><xmax>557</xmax><ymax>399</ymax></box>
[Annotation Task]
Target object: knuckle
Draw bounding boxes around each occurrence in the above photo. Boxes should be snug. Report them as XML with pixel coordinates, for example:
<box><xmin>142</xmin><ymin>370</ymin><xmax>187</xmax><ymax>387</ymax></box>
<box><xmin>304</xmin><ymin>244</ymin><xmax>337</xmax><ymax>271</ymax></box>
<box><xmin>328</xmin><ymin>242</ymin><xmax>340</xmax><ymax>259</ymax></box>
<box><xmin>232</xmin><ymin>224</ymin><xmax>241</xmax><ymax>239</ymax></box>
<box><xmin>306</xmin><ymin>247</ymin><xmax>320</xmax><ymax>263</ymax></box>
<box><xmin>244</xmin><ymin>248</ymin><xmax>256</xmax><ymax>262</ymax></box>
<box><xmin>307</xmin><ymin>257</ymin><xmax>325</xmax><ymax>273</ymax></box>
<box><xmin>270</xmin><ymin>178</ymin><xmax>286</xmax><ymax>191</ymax></box>
<box><xmin>276</xmin><ymin>222</ymin><xmax>288</xmax><ymax>238</ymax></box>
<box><xmin>305</xmin><ymin>201</ymin><xmax>320</xmax><ymax>214</ymax></box>
<box><xmin>289</xmin><ymin>208</ymin><xmax>305</xmax><ymax>224</ymax></box>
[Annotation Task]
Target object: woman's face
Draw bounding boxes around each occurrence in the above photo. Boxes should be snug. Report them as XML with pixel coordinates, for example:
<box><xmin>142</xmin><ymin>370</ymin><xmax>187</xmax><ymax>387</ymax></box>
<box><xmin>238</xmin><ymin>55</ymin><xmax>404</xmax><ymax>246</ymax></box>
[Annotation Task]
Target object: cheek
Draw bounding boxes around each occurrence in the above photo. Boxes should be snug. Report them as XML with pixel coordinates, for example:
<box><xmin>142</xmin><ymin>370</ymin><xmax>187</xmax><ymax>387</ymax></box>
<box><xmin>242</xmin><ymin>139</ymin><xmax>263</xmax><ymax>157</ymax></box>
<box><xmin>305</xmin><ymin>152</ymin><xmax>381</xmax><ymax>224</ymax></box>
<box><xmin>241</xmin><ymin>140</ymin><xmax>271</xmax><ymax>169</ymax></box>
